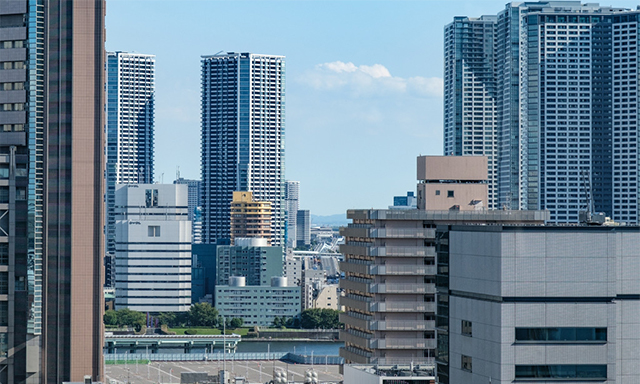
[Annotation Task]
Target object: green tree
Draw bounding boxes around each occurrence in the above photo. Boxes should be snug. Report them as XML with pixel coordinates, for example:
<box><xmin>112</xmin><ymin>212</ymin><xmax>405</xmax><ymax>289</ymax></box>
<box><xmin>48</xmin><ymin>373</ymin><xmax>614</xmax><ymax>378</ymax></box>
<box><xmin>272</xmin><ymin>316</ymin><xmax>282</xmax><ymax>328</ymax></box>
<box><xmin>157</xmin><ymin>312</ymin><xmax>177</xmax><ymax>327</ymax></box>
<box><xmin>230</xmin><ymin>318</ymin><xmax>244</xmax><ymax>328</ymax></box>
<box><xmin>116</xmin><ymin>308</ymin><xmax>146</xmax><ymax>331</ymax></box>
<box><xmin>187</xmin><ymin>302</ymin><xmax>219</xmax><ymax>327</ymax></box>
<box><xmin>300</xmin><ymin>308</ymin><xmax>341</xmax><ymax>329</ymax></box>
<box><xmin>104</xmin><ymin>309</ymin><xmax>118</xmax><ymax>327</ymax></box>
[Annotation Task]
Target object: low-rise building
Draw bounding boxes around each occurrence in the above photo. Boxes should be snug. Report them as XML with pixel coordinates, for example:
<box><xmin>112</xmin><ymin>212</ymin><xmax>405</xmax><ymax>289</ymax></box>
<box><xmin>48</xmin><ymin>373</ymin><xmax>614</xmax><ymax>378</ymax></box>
<box><xmin>216</xmin><ymin>237</ymin><xmax>283</xmax><ymax>287</ymax></box>
<box><xmin>215</xmin><ymin>277</ymin><xmax>301</xmax><ymax>326</ymax></box>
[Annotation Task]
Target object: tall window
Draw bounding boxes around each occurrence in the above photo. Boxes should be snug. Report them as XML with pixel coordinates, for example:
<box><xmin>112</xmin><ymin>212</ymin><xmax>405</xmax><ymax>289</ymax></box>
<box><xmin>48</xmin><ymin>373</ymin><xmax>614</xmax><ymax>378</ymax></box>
<box><xmin>461</xmin><ymin>355</ymin><xmax>472</xmax><ymax>372</ymax></box>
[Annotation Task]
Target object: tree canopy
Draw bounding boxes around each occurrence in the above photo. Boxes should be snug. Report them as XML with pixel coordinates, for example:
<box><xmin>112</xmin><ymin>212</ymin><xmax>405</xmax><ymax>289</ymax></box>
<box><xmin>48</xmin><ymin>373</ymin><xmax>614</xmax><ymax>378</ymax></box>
<box><xmin>299</xmin><ymin>308</ymin><xmax>341</xmax><ymax>329</ymax></box>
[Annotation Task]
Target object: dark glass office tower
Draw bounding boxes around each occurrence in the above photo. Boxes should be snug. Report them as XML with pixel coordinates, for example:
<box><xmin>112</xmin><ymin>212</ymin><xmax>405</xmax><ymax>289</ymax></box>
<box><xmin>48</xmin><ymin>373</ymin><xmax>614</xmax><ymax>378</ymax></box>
<box><xmin>0</xmin><ymin>0</ymin><xmax>105</xmax><ymax>382</ymax></box>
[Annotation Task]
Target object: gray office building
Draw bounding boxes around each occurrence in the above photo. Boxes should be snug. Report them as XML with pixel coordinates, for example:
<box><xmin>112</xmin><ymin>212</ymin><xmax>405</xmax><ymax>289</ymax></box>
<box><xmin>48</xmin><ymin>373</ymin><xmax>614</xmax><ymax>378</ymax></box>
<box><xmin>437</xmin><ymin>225</ymin><xmax>640</xmax><ymax>384</ymax></box>
<box><xmin>444</xmin><ymin>1</ymin><xmax>640</xmax><ymax>223</ymax></box>
<box><xmin>201</xmin><ymin>52</ymin><xmax>285</xmax><ymax>246</ymax></box>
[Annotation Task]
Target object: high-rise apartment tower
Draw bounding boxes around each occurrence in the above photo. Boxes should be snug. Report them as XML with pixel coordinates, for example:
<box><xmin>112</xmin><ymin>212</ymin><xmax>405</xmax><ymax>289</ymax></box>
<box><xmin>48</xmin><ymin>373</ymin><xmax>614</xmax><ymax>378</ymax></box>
<box><xmin>105</xmin><ymin>51</ymin><xmax>155</xmax><ymax>286</ymax></box>
<box><xmin>444</xmin><ymin>1</ymin><xmax>640</xmax><ymax>223</ymax></box>
<box><xmin>201</xmin><ymin>52</ymin><xmax>285</xmax><ymax>246</ymax></box>
<box><xmin>0</xmin><ymin>0</ymin><xmax>105</xmax><ymax>382</ymax></box>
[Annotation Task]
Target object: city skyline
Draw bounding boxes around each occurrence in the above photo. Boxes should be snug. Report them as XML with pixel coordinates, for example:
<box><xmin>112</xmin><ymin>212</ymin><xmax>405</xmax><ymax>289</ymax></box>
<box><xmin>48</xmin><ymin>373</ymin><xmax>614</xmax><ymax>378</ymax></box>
<box><xmin>105</xmin><ymin>0</ymin><xmax>640</xmax><ymax>216</ymax></box>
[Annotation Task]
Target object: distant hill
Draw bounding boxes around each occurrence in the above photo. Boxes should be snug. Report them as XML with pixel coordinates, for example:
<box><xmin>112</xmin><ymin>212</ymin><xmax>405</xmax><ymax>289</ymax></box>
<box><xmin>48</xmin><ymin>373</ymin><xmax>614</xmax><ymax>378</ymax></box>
<box><xmin>310</xmin><ymin>213</ymin><xmax>348</xmax><ymax>227</ymax></box>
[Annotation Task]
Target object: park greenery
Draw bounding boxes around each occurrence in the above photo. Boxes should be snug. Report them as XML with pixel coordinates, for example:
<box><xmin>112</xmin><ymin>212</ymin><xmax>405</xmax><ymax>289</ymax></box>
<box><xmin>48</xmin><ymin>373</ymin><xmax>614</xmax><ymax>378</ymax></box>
<box><xmin>104</xmin><ymin>303</ymin><xmax>342</xmax><ymax>332</ymax></box>
<box><xmin>104</xmin><ymin>303</ymin><xmax>243</xmax><ymax>330</ymax></box>
<box><xmin>272</xmin><ymin>308</ymin><xmax>341</xmax><ymax>329</ymax></box>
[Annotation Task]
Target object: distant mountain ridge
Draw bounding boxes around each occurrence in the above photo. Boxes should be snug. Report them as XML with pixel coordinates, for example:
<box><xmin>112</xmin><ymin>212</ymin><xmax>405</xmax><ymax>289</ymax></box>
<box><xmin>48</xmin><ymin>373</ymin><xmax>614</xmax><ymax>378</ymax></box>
<box><xmin>310</xmin><ymin>213</ymin><xmax>348</xmax><ymax>227</ymax></box>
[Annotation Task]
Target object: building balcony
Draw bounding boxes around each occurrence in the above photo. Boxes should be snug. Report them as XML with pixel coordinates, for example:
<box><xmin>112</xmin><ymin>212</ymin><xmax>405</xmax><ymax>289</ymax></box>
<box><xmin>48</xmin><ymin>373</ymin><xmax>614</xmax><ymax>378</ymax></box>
<box><xmin>371</xmin><ymin>338</ymin><xmax>437</xmax><ymax>350</ymax></box>
<box><xmin>370</xmin><ymin>320</ymin><xmax>436</xmax><ymax>331</ymax></box>
<box><xmin>370</xmin><ymin>246</ymin><xmax>436</xmax><ymax>257</ymax></box>
<box><xmin>340</xmin><ymin>278</ymin><xmax>371</xmax><ymax>294</ymax></box>
<box><xmin>339</xmin><ymin>346</ymin><xmax>371</xmax><ymax>364</ymax></box>
<box><xmin>339</xmin><ymin>329</ymin><xmax>372</xmax><ymax>348</ymax></box>
<box><xmin>339</xmin><ymin>312</ymin><xmax>372</xmax><ymax>331</ymax></box>
<box><xmin>370</xmin><ymin>283</ymin><xmax>435</xmax><ymax>294</ymax></box>
<box><xmin>340</xmin><ymin>295</ymin><xmax>371</xmax><ymax>312</ymax></box>
<box><xmin>340</xmin><ymin>261</ymin><xmax>370</xmax><ymax>275</ymax></box>
<box><xmin>371</xmin><ymin>301</ymin><xmax>436</xmax><ymax>313</ymax></box>
<box><xmin>370</xmin><ymin>264</ymin><xmax>436</xmax><ymax>276</ymax></box>
<box><xmin>368</xmin><ymin>228</ymin><xmax>436</xmax><ymax>239</ymax></box>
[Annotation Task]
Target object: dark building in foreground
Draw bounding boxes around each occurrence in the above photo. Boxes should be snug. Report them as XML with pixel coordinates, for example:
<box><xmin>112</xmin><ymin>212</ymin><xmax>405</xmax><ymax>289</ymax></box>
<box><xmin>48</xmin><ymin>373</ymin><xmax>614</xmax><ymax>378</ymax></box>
<box><xmin>0</xmin><ymin>0</ymin><xmax>105</xmax><ymax>382</ymax></box>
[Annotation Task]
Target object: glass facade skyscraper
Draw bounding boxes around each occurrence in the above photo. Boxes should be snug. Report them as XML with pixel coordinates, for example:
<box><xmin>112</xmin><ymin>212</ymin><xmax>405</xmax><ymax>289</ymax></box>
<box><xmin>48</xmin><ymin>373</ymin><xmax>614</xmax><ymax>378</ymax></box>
<box><xmin>444</xmin><ymin>1</ymin><xmax>639</xmax><ymax>223</ymax></box>
<box><xmin>0</xmin><ymin>0</ymin><xmax>105</xmax><ymax>382</ymax></box>
<box><xmin>105</xmin><ymin>51</ymin><xmax>155</xmax><ymax>287</ymax></box>
<box><xmin>201</xmin><ymin>52</ymin><xmax>285</xmax><ymax>246</ymax></box>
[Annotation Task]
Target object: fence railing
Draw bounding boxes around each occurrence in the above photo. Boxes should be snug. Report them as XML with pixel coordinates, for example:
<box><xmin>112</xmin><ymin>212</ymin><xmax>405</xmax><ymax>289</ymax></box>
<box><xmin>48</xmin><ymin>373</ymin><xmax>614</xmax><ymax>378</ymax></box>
<box><xmin>104</xmin><ymin>352</ymin><xmax>344</xmax><ymax>364</ymax></box>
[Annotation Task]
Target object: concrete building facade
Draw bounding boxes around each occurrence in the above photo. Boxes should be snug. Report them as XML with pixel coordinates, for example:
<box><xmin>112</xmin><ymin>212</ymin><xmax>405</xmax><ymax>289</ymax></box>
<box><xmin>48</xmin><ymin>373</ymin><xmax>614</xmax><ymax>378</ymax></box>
<box><xmin>416</xmin><ymin>156</ymin><xmax>488</xmax><ymax>211</ymax></box>
<box><xmin>438</xmin><ymin>225</ymin><xmax>640</xmax><ymax>384</ymax></box>
<box><xmin>339</xmin><ymin>209</ymin><xmax>548</xmax><ymax>366</ymax></box>
<box><xmin>115</xmin><ymin>184</ymin><xmax>191</xmax><ymax>312</ymax></box>
<box><xmin>201</xmin><ymin>52</ymin><xmax>285</xmax><ymax>246</ymax></box>
<box><xmin>215</xmin><ymin>277</ymin><xmax>301</xmax><ymax>326</ymax></box>
<box><xmin>215</xmin><ymin>237</ymin><xmax>283</xmax><ymax>287</ymax></box>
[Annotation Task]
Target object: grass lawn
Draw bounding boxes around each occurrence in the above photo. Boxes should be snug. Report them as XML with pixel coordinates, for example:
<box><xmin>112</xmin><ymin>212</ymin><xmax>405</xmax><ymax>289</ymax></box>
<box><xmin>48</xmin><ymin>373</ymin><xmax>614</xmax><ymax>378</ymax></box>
<box><xmin>169</xmin><ymin>327</ymin><xmax>250</xmax><ymax>336</ymax></box>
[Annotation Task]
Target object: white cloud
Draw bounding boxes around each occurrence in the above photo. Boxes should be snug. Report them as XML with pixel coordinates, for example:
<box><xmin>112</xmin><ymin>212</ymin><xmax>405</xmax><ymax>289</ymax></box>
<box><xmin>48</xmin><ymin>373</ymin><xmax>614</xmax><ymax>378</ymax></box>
<box><xmin>298</xmin><ymin>61</ymin><xmax>442</xmax><ymax>98</ymax></box>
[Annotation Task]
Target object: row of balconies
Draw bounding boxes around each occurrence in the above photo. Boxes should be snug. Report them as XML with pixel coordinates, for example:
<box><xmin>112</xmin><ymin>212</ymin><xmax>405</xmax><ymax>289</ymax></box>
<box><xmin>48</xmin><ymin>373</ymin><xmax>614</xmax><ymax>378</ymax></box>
<box><xmin>339</xmin><ymin>346</ymin><xmax>372</xmax><ymax>363</ymax></box>
<box><xmin>339</xmin><ymin>312</ymin><xmax>436</xmax><ymax>331</ymax></box>
<box><xmin>341</xmin><ymin>295</ymin><xmax>435</xmax><ymax>313</ymax></box>
<box><xmin>340</xmin><ymin>226</ymin><xmax>436</xmax><ymax>239</ymax></box>
<box><xmin>341</xmin><ymin>278</ymin><xmax>435</xmax><ymax>295</ymax></box>
<box><xmin>340</xmin><ymin>261</ymin><xmax>436</xmax><ymax>276</ymax></box>
<box><xmin>341</xmin><ymin>244</ymin><xmax>436</xmax><ymax>257</ymax></box>
<box><xmin>340</xmin><ymin>329</ymin><xmax>436</xmax><ymax>350</ymax></box>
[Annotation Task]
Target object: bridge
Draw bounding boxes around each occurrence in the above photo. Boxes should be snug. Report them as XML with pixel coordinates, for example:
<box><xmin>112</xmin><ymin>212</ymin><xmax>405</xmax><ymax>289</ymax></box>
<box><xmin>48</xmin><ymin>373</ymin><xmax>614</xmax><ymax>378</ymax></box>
<box><xmin>104</xmin><ymin>333</ymin><xmax>241</xmax><ymax>354</ymax></box>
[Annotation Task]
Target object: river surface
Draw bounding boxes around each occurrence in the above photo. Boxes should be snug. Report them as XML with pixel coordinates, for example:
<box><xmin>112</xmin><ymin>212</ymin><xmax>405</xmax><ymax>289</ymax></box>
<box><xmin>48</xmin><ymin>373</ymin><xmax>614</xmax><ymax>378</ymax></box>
<box><xmin>109</xmin><ymin>340</ymin><xmax>344</xmax><ymax>356</ymax></box>
<box><xmin>236</xmin><ymin>340</ymin><xmax>343</xmax><ymax>355</ymax></box>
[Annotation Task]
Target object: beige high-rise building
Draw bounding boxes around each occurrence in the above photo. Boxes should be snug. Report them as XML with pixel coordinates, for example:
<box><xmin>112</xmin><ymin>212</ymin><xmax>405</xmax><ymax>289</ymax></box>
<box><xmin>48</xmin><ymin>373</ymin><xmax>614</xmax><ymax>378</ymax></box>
<box><xmin>339</xmin><ymin>156</ymin><xmax>547</xmax><ymax>365</ymax></box>
<box><xmin>0</xmin><ymin>0</ymin><xmax>105</xmax><ymax>382</ymax></box>
<box><xmin>230</xmin><ymin>191</ymin><xmax>272</xmax><ymax>245</ymax></box>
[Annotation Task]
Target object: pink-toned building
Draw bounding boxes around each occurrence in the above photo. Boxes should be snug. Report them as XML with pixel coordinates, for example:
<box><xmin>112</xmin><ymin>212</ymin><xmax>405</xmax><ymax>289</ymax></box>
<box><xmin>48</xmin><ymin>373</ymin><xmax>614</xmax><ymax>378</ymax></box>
<box><xmin>416</xmin><ymin>156</ymin><xmax>488</xmax><ymax>211</ymax></box>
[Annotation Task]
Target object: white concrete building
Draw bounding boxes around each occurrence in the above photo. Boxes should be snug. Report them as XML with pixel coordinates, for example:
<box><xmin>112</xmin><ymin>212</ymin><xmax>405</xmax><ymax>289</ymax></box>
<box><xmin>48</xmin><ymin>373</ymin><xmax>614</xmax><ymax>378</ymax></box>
<box><xmin>115</xmin><ymin>184</ymin><xmax>191</xmax><ymax>312</ymax></box>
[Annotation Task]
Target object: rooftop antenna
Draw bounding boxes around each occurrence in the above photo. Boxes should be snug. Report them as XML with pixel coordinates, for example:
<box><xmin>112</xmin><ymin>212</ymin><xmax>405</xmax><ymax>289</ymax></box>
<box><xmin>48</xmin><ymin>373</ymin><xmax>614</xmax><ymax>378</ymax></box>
<box><xmin>176</xmin><ymin>166</ymin><xmax>180</xmax><ymax>181</ymax></box>
<box><xmin>581</xmin><ymin>168</ymin><xmax>594</xmax><ymax>214</ymax></box>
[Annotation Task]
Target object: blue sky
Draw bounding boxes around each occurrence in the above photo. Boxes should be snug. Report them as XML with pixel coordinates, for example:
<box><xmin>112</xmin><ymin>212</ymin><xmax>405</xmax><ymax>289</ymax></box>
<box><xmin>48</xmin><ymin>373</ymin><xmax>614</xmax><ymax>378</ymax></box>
<box><xmin>106</xmin><ymin>0</ymin><xmax>640</xmax><ymax>215</ymax></box>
